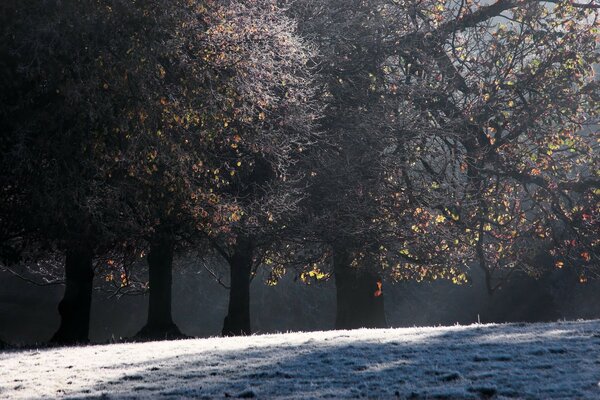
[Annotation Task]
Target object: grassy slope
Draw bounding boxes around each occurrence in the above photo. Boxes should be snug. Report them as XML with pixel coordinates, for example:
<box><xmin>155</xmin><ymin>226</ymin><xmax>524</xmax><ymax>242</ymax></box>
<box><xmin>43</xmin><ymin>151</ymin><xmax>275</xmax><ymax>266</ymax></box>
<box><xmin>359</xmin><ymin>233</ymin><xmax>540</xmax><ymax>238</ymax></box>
<box><xmin>1</xmin><ymin>320</ymin><xmax>600</xmax><ymax>399</ymax></box>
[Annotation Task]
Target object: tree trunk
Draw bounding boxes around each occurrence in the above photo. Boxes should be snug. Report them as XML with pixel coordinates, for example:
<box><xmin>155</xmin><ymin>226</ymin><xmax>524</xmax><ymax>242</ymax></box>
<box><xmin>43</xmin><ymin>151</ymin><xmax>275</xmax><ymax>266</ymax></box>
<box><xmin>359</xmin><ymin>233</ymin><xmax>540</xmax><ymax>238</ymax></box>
<box><xmin>222</xmin><ymin>238</ymin><xmax>253</xmax><ymax>336</ymax></box>
<box><xmin>51</xmin><ymin>245</ymin><xmax>94</xmax><ymax>344</ymax></box>
<box><xmin>136</xmin><ymin>235</ymin><xmax>183</xmax><ymax>340</ymax></box>
<box><xmin>333</xmin><ymin>247</ymin><xmax>387</xmax><ymax>330</ymax></box>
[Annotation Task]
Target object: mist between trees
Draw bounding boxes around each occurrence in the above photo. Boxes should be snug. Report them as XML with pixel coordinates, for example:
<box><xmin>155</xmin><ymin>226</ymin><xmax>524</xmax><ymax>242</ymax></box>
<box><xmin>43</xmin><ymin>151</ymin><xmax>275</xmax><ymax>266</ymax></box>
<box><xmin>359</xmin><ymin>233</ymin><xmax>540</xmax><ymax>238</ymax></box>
<box><xmin>3</xmin><ymin>258</ymin><xmax>600</xmax><ymax>345</ymax></box>
<box><xmin>0</xmin><ymin>0</ymin><xmax>598</xmax><ymax>345</ymax></box>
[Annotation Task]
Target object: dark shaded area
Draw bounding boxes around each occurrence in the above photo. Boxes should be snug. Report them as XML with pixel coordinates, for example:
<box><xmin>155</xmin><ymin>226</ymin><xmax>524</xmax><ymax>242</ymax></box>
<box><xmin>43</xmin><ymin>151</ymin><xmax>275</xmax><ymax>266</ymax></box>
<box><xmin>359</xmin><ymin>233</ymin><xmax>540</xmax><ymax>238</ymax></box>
<box><xmin>334</xmin><ymin>249</ymin><xmax>386</xmax><ymax>329</ymax></box>
<box><xmin>50</xmin><ymin>246</ymin><xmax>94</xmax><ymax>344</ymax></box>
<box><xmin>136</xmin><ymin>236</ymin><xmax>183</xmax><ymax>340</ymax></box>
<box><xmin>2</xmin><ymin>260</ymin><xmax>600</xmax><ymax>345</ymax></box>
<box><xmin>385</xmin><ymin>267</ymin><xmax>597</xmax><ymax>327</ymax></box>
<box><xmin>222</xmin><ymin>239</ymin><xmax>254</xmax><ymax>336</ymax></box>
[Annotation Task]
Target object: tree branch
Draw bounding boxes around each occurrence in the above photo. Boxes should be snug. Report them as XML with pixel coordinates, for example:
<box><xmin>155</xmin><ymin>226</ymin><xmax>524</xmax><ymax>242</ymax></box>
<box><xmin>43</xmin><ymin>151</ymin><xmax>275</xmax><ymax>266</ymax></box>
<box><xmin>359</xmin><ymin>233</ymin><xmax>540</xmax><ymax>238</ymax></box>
<box><xmin>0</xmin><ymin>265</ymin><xmax>64</xmax><ymax>287</ymax></box>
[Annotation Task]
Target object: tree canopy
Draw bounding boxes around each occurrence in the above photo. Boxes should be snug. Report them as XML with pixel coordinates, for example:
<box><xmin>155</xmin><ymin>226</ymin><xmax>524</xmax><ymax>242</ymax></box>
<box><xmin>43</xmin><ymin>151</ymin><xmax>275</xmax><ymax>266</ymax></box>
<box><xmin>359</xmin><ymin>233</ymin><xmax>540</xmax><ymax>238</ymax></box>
<box><xmin>0</xmin><ymin>0</ymin><xmax>598</xmax><ymax>339</ymax></box>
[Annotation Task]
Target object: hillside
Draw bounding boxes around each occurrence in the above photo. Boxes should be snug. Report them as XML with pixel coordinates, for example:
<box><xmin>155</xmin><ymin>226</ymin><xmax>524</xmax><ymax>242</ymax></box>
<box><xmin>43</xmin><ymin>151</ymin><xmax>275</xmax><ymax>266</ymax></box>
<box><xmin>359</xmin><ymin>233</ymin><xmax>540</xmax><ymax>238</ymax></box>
<box><xmin>2</xmin><ymin>320</ymin><xmax>600</xmax><ymax>399</ymax></box>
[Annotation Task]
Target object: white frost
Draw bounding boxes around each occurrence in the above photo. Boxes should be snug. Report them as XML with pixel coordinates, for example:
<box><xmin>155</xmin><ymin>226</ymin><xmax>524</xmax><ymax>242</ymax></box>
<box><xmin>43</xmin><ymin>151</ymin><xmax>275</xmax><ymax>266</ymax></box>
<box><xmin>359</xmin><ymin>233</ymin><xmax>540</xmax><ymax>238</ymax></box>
<box><xmin>1</xmin><ymin>320</ymin><xmax>600</xmax><ymax>399</ymax></box>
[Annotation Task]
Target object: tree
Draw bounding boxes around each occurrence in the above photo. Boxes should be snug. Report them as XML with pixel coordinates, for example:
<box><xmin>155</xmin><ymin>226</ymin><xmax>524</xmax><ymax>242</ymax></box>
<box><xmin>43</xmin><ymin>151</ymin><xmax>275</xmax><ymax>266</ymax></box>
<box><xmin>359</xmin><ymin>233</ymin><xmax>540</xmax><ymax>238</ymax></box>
<box><xmin>291</xmin><ymin>0</ymin><xmax>599</xmax><ymax>328</ymax></box>
<box><xmin>198</xmin><ymin>0</ymin><xmax>319</xmax><ymax>336</ymax></box>
<box><xmin>376</xmin><ymin>0</ymin><xmax>599</xmax><ymax>288</ymax></box>
<box><xmin>0</xmin><ymin>0</ymin><xmax>214</xmax><ymax>342</ymax></box>
<box><xmin>0</xmin><ymin>0</ymin><xmax>144</xmax><ymax>343</ymax></box>
<box><xmin>290</xmin><ymin>0</ymin><xmax>411</xmax><ymax>329</ymax></box>
<box><xmin>1</xmin><ymin>0</ymin><xmax>320</xmax><ymax>341</ymax></box>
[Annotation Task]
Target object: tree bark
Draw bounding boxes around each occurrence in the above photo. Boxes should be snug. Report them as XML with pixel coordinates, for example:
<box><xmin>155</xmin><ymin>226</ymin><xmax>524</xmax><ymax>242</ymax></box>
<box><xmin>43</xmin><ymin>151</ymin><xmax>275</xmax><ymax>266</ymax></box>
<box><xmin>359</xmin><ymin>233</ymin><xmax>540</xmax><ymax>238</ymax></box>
<box><xmin>51</xmin><ymin>245</ymin><xmax>94</xmax><ymax>344</ymax></box>
<box><xmin>333</xmin><ymin>247</ymin><xmax>387</xmax><ymax>330</ymax></box>
<box><xmin>136</xmin><ymin>234</ymin><xmax>183</xmax><ymax>340</ymax></box>
<box><xmin>222</xmin><ymin>238</ymin><xmax>253</xmax><ymax>336</ymax></box>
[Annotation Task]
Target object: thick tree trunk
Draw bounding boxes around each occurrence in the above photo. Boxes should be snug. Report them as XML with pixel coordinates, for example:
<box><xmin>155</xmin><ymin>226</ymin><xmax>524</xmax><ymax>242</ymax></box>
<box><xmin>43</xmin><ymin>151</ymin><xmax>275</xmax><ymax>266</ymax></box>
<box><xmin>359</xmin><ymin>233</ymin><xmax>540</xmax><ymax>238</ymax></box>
<box><xmin>136</xmin><ymin>235</ymin><xmax>183</xmax><ymax>340</ymax></box>
<box><xmin>51</xmin><ymin>245</ymin><xmax>94</xmax><ymax>344</ymax></box>
<box><xmin>333</xmin><ymin>247</ymin><xmax>387</xmax><ymax>330</ymax></box>
<box><xmin>222</xmin><ymin>239</ymin><xmax>253</xmax><ymax>336</ymax></box>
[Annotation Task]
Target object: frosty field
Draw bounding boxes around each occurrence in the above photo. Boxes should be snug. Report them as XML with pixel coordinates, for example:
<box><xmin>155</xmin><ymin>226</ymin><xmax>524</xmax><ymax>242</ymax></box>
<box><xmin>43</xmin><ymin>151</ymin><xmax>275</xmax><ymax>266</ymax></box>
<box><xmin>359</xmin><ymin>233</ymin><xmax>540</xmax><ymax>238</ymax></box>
<box><xmin>1</xmin><ymin>320</ymin><xmax>600</xmax><ymax>399</ymax></box>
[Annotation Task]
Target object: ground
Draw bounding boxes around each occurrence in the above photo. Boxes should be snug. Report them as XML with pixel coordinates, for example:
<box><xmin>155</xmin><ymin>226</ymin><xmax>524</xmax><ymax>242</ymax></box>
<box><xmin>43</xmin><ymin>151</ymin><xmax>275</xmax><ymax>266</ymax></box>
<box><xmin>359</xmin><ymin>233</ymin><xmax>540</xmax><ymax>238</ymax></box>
<box><xmin>1</xmin><ymin>320</ymin><xmax>600</xmax><ymax>399</ymax></box>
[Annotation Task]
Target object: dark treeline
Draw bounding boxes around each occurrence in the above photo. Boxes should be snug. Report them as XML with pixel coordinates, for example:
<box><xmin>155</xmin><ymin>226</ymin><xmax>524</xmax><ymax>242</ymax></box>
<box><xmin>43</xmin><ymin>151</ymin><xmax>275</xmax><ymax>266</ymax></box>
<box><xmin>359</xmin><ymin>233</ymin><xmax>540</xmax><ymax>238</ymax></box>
<box><xmin>0</xmin><ymin>0</ymin><xmax>598</xmax><ymax>345</ymax></box>
<box><xmin>4</xmin><ymin>263</ymin><xmax>600</xmax><ymax>345</ymax></box>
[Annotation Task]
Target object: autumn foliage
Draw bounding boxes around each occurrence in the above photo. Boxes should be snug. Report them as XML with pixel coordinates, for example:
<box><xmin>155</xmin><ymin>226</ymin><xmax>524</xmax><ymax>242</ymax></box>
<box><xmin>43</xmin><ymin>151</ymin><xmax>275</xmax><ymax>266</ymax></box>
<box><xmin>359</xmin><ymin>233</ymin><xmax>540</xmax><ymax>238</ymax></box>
<box><xmin>0</xmin><ymin>0</ymin><xmax>598</xmax><ymax>340</ymax></box>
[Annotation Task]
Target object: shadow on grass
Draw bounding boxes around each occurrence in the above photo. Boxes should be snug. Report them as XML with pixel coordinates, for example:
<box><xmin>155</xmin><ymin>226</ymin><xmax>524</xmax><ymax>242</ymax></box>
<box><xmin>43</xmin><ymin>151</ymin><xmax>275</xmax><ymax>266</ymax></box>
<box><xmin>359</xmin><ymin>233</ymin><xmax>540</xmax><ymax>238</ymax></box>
<box><xmin>41</xmin><ymin>321</ymin><xmax>600</xmax><ymax>399</ymax></box>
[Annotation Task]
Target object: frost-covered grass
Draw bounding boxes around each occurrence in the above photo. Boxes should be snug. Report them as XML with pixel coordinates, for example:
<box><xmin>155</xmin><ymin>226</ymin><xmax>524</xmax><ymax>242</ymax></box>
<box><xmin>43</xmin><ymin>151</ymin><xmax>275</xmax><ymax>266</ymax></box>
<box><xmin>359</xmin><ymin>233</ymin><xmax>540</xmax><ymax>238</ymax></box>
<box><xmin>2</xmin><ymin>320</ymin><xmax>600</xmax><ymax>399</ymax></box>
